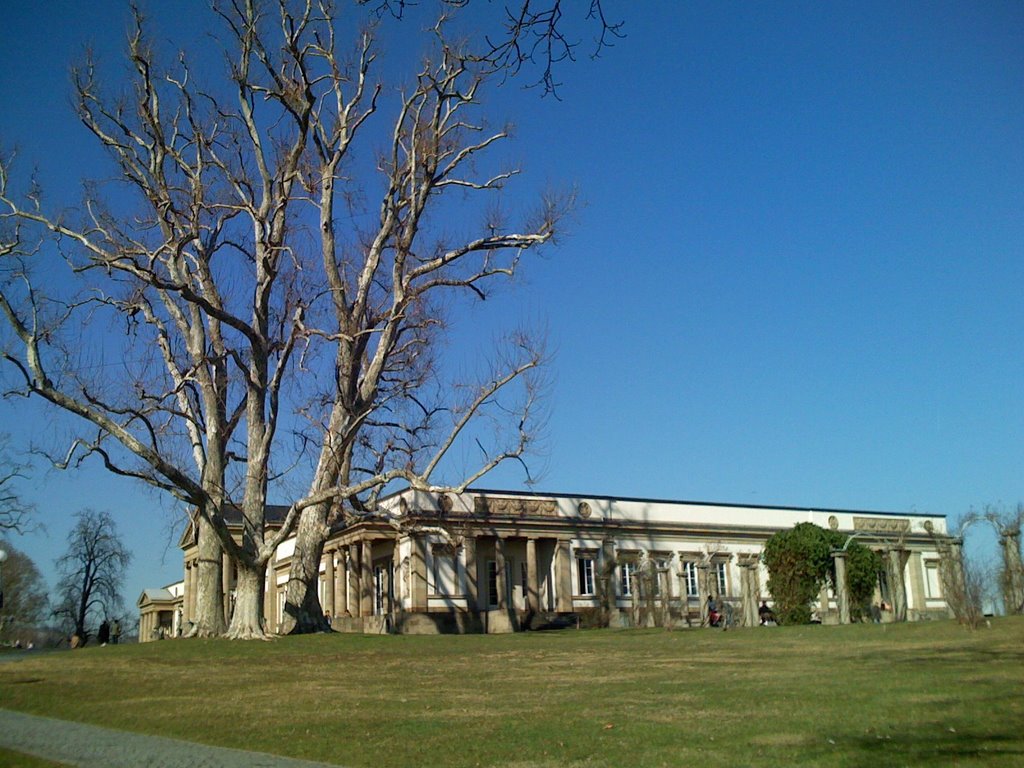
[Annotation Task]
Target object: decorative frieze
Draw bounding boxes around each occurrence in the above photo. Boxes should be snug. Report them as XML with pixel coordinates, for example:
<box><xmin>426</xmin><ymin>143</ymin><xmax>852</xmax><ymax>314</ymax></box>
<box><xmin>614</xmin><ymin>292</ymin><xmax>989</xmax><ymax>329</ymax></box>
<box><xmin>474</xmin><ymin>496</ymin><xmax>558</xmax><ymax>517</ymax></box>
<box><xmin>854</xmin><ymin>516</ymin><xmax>911</xmax><ymax>533</ymax></box>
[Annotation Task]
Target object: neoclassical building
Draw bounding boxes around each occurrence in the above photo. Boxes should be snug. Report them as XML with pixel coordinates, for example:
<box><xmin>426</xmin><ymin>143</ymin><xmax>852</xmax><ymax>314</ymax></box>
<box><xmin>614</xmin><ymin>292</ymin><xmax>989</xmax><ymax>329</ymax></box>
<box><xmin>139</xmin><ymin>489</ymin><xmax>953</xmax><ymax>639</ymax></box>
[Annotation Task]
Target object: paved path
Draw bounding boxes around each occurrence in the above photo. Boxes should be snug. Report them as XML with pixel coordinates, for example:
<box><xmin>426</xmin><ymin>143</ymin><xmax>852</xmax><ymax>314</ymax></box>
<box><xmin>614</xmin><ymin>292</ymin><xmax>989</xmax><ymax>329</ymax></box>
<box><xmin>0</xmin><ymin>709</ymin><xmax>341</xmax><ymax>767</ymax></box>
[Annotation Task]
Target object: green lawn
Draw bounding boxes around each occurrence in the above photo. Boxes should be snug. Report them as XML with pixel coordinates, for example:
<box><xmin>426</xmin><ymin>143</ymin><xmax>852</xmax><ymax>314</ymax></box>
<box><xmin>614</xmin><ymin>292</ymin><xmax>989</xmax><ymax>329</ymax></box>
<box><xmin>1</xmin><ymin>618</ymin><xmax>1022</xmax><ymax>767</ymax></box>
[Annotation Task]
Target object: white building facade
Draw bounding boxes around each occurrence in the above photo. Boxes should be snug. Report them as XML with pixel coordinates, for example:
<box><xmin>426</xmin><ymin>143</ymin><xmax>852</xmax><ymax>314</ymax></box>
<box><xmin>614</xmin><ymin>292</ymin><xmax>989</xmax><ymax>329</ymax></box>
<box><xmin>140</xmin><ymin>489</ymin><xmax>953</xmax><ymax>638</ymax></box>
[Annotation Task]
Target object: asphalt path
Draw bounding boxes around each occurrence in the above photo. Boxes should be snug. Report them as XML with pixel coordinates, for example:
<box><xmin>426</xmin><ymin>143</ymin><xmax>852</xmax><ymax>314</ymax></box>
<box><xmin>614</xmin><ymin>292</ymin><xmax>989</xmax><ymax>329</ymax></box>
<box><xmin>0</xmin><ymin>709</ymin><xmax>341</xmax><ymax>767</ymax></box>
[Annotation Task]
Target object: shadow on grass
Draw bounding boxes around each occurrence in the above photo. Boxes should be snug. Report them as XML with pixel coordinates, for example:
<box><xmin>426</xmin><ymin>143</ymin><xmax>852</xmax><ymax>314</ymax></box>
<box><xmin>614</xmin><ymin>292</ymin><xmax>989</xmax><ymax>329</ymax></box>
<box><xmin>838</xmin><ymin>730</ymin><xmax>1024</xmax><ymax>767</ymax></box>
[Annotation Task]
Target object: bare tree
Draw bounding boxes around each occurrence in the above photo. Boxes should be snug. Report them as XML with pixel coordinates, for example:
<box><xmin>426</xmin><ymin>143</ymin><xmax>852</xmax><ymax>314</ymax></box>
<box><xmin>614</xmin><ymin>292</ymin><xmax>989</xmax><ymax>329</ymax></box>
<box><xmin>361</xmin><ymin>0</ymin><xmax>625</xmax><ymax>96</ymax></box>
<box><xmin>0</xmin><ymin>435</ymin><xmax>35</xmax><ymax>533</ymax></box>
<box><xmin>1</xmin><ymin>1</ymin><xmax>571</xmax><ymax>640</ymax></box>
<box><xmin>52</xmin><ymin>509</ymin><xmax>131</xmax><ymax>643</ymax></box>
<box><xmin>279</xmin><ymin>24</ymin><xmax>560</xmax><ymax>633</ymax></box>
<box><xmin>927</xmin><ymin>519</ymin><xmax>984</xmax><ymax>628</ymax></box>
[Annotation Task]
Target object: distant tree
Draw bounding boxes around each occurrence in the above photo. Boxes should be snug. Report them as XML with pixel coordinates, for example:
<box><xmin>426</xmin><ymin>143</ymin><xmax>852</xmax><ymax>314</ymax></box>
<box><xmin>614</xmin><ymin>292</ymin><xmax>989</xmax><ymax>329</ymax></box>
<box><xmin>0</xmin><ymin>538</ymin><xmax>47</xmax><ymax>641</ymax></box>
<box><xmin>0</xmin><ymin>435</ymin><xmax>35</xmax><ymax>533</ymax></box>
<box><xmin>52</xmin><ymin>510</ymin><xmax>131</xmax><ymax>642</ymax></box>
<box><xmin>763</xmin><ymin>522</ymin><xmax>880</xmax><ymax>625</ymax></box>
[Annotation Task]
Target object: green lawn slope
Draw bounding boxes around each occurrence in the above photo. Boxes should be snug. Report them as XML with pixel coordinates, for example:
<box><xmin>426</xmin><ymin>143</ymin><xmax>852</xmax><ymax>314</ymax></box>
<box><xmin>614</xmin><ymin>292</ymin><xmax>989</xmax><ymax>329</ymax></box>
<box><xmin>1</xmin><ymin>617</ymin><xmax>1021</xmax><ymax>767</ymax></box>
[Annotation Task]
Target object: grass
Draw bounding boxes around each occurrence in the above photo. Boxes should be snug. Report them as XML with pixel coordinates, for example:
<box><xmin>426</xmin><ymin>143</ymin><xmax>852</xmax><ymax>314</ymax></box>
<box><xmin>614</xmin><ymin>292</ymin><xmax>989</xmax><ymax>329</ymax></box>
<box><xmin>0</xmin><ymin>748</ymin><xmax>67</xmax><ymax>767</ymax></box>
<box><xmin>1</xmin><ymin>618</ymin><xmax>1022</xmax><ymax>767</ymax></box>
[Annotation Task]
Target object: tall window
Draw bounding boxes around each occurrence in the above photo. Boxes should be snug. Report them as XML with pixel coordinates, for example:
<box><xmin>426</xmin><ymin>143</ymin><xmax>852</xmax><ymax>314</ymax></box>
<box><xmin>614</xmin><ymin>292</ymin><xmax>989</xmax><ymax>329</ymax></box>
<box><xmin>714</xmin><ymin>561</ymin><xmax>728</xmax><ymax>596</ymax></box>
<box><xmin>683</xmin><ymin>561</ymin><xmax>699</xmax><ymax>598</ymax></box>
<box><xmin>620</xmin><ymin>561</ymin><xmax>636</xmax><ymax>596</ymax></box>
<box><xmin>925</xmin><ymin>561</ymin><xmax>942</xmax><ymax>598</ymax></box>
<box><xmin>878</xmin><ymin>569</ymin><xmax>891</xmax><ymax>603</ymax></box>
<box><xmin>487</xmin><ymin>560</ymin><xmax>499</xmax><ymax>607</ymax></box>
<box><xmin>577</xmin><ymin>554</ymin><xmax>595</xmax><ymax>595</ymax></box>
<box><xmin>431</xmin><ymin>547</ymin><xmax>458</xmax><ymax>597</ymax></box>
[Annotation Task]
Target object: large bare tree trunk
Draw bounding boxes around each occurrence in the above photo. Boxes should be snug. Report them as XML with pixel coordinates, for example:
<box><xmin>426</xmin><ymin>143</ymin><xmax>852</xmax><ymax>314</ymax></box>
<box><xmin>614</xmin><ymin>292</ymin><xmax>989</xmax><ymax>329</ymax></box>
<box><xmin>280</xmin><ymin>504</ymin><xmax>331</xmax><ymax>634</ymax></box>
<box><xmin>189</xmin><ymin>513</ymin><xmax>226</xmax><ymax>637</ymax></box>
<box><xmin>226</xmin><ymin>559</ymin><xmax>268</xmax><ymax>641</ymax></box>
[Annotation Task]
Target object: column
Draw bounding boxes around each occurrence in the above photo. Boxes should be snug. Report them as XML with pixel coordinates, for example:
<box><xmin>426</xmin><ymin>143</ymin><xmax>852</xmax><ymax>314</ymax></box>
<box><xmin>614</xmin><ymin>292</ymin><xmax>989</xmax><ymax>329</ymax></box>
<box><xmin>555</xmin><ymin>539</ymin><xmax>573</xmax><ymax>612</ymax></box>
<box><xmin>324</xmin><ymin>549</ymin><xmax>336</xmax><ymax>618</ymax></box>
<box><xmin>264</xmin><ymin>558</ymin><xmax>276</xmax><ymax>632</ymax></box>
<box><xmin>697</xmin><ymin>563</ymin><xmax>712</xmax><ymax>624</ymax></box>
<box><xmin>187</xmin><ymin>559</ymin><xmax>198</xmax><ymax>622</ymax></box>
<box><xmin>947</xmin><ymin>538</ymin><xmax>966</xmax><ymax>619</ymax></box>
<box><xmin>886</xmin><ymin>548</ymin><xmax>908</xmax><ymax>622</ymax></box>
<box><xmin>336</xmin><ymin>549</ymin><xmax>348</xmax><ymax>616</ymax></box>
<box><xmin>494</xmin><ymin>536</ymin><xmax>508</xmax><ymax>612</ymax></box>
<box><xmin>464</xmin><ymin>535</ymin><xmax>479</xmax><ymax>611</ymax></box>
<box><xmin>392</xmin><ymin>539</ymin><xmax>402</xmax><ymax>611</ymax></box>
<box><xmin>832</xmin><ymin>550</ymin><xmax>850</xmax><ymax>625</ymax></box>
<box><xmin>908</xmin><ymin>551</ymin><xmax>926</xmax><ymax>619</ymax></box>
<box><xmin>1003</xmin><ymin>530</ymin><xmax>1024</xmax><ymax>613</ymax></box>
<box><xmin>410</xmin><ymin>535</ymin><xmax>427</xmax><ymax>612</ymax></box>
<box><xmin>739</xmin><ymin>562</ymin><xmax>758</xmax><ymax>627</ymax></box>
<box><xmin>182</xmin><ymin>561</ymin><xmax>192</xmax><ymax>626</ymax></box>
<box><xmin>361</xmin><ymin>538</ymin><xmax>374</xmax><ymax>617</ymax></box>
<box><xmin>222</xmin><ymin>552</ymin><xmax>232</xmax><ymax>620</ymax></box>
<box><xmin>348</xmin><ymin>543</ymin><xmax>361</xmax><ymax>617</ymax></box>
<box><xmin>526</xmin><ymin>537</ymin><xmax>539</xmax><ymax>614</ymax></box>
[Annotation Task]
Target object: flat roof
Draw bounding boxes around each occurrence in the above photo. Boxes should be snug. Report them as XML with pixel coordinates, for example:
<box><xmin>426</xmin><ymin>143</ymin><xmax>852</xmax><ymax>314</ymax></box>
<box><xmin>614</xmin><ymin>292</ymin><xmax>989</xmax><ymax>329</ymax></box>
<box><xmin>460</xmin><ymin>487</ymin><xmax>941</xmax><ymax>519</ymax></box>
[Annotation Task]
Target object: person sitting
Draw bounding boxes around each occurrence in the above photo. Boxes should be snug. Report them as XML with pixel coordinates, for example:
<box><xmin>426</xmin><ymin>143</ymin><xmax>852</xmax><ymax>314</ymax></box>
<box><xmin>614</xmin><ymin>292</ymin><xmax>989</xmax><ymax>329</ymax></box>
<box><xmin>707</xmin><ymin>595</ymin><xmax>720</xmax><ymax>627</ymax></box>
<box><xmin>758</xmin><ymin>600</ymin><xmax>776</xmax><ymax>625</ymax></box>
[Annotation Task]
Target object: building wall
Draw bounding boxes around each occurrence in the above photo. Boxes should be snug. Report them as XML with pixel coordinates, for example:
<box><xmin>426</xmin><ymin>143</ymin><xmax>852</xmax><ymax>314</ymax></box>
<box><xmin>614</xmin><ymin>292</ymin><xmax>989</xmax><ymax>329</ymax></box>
<box><xmin>154</xmin><ymin>489</ymin><xmax>953</xmax><ymax>636</ymax></box>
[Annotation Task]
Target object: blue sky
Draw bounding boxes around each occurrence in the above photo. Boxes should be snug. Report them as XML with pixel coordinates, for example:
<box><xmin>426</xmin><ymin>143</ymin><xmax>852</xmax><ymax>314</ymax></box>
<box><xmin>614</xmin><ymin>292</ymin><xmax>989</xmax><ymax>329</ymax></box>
<box><xmin>1</xmin><ymin>1</ymin><xmax>1022</xmax><ymax>611</ymax></box>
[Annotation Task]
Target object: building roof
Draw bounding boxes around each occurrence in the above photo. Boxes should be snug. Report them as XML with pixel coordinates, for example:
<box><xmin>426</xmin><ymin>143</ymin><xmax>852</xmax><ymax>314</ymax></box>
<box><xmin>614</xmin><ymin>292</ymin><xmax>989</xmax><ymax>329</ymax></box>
<box><xmin>462</xmin><ymin>488</ymin><xmax>936</xmax><ymax>519</ymax></box>
<box><xmin>137</xmin><ymin>588</ymin><xmax>176</xmax><ymax>607</ymax></box>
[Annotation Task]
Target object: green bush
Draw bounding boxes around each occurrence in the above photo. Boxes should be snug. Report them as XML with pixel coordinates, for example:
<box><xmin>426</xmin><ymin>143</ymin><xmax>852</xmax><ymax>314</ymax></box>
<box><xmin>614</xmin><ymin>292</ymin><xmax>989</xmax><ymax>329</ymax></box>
<box><xmin>763</xmin><ymin>523</ymin><xmax>881</xmax><ymax>624</ymax></box>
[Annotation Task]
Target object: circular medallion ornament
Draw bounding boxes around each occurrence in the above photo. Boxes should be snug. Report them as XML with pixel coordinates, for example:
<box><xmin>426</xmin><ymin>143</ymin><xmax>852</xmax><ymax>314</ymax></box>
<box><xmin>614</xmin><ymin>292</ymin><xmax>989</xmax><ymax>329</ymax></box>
<box><xmin>578</xmin><ymin>501</ymin><xmax>592</xmax><ymax>519</ymax></box>
<box><xmin>828</xmin><ymin>515</ymin><xmax>839</xmax><ymax>530</ymax></box>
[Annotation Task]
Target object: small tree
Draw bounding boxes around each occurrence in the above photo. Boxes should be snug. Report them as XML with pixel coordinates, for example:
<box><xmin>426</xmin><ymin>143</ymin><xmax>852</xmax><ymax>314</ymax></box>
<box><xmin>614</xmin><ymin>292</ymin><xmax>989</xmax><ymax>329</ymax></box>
<box><xmin>53</xmin><ymin>509</ymin><xmax>131</xmax><ymax>642</ymax></box>
<box><xmin>0</xmin><ymin>538</ymin><xmax>47</xmax><ymax>641</ymax></box>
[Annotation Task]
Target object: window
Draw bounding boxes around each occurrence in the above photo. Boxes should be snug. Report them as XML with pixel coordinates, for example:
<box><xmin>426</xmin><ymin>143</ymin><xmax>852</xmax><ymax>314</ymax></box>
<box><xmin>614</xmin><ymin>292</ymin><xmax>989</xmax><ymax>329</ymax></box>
<box><xmin>576</xmin><ymin>554</ymin><xmax>595</xmax><ymax>595</ymax></box>
<box><xmin>925</xmin><ymin>560</ymin><xmax>942</xmax><ymax>598</ymax></box>
<box><xmin>620</xmin><ymin>561</ymin><xmax>636</xmax><ymax>596</ymax></box>
<box><xmin>878</xmin><ymin>569</ymin><xmax>891</xmax><ymax>603</ymax></box>
<box><xmin>682</xmin><ymin>561</ymin><xmax>699</xmax><ymax>598</ymax></box>
<box><xmin>431</xmin><ymin>547</ymin><xmax>458</xmax><ymax>597</ymax></box>
<box><xmin>714</xmin><ymin>561</ymin><xmax>728</xmax><ymax>595</ymax></box>
<box><xmin>487</xmin><ymin>560</ymin><xmax>499</xmax><ymax>607</ymax></box>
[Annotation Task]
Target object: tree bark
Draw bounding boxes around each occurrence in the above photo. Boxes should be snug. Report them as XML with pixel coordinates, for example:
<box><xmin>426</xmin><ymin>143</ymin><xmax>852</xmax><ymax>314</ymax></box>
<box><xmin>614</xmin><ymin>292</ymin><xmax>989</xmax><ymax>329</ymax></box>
<box><xmin>226</xmin><ymin>559</ymin><xmax>270</xmax><ymax>640</ymax></box>
<box><xmin>188</xmin><ymin>513</ymin><xmax>226</xmax><ymax>637</ymax></box>
<box><xmin>280</xmin><ymin>503</ymin><xmax>331</xmax><ymax>634</ymax></box>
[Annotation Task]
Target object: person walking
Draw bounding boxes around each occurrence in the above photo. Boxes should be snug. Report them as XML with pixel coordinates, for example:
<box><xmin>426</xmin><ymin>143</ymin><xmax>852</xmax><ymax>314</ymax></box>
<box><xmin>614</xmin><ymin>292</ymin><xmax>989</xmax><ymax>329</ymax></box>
<box><xmin>110</xmin><ymin>619</ymin><xmax>122</xmax><ymax>645</ymax></box>
<box><xmin>97</xmin><ymin>619</ymin><xmax>110</xmax><ymax>646</ymax></box>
